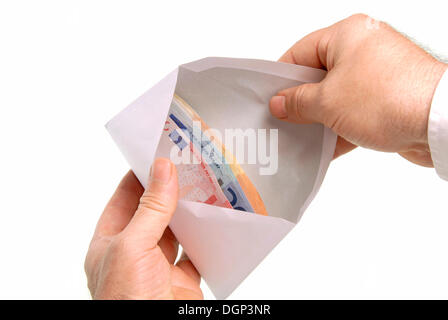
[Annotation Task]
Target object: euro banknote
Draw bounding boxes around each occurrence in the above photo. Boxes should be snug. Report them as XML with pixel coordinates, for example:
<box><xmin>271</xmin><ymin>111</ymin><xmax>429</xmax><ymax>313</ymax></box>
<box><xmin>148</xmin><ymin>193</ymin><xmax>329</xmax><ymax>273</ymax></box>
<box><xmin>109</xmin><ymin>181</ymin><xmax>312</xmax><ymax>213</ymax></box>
<box><xmin>161</xmin><ymin>114</ymin><xmax>233</xmax><ymax>209</ymax></box>
<box><xmin>159</xmin><ymin>94</ymin><xmax>268</xmax><ymax>216</ymax></box>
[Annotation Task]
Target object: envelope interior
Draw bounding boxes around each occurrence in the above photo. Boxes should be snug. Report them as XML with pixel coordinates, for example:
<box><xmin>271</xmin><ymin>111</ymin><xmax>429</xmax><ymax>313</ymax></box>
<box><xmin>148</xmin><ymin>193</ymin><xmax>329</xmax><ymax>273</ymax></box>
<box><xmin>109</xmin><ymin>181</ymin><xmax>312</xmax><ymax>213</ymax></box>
<box><xmin>157</xmin><ymin>65</ymin><xmax>325</xmax><ymax>223</ymax></box>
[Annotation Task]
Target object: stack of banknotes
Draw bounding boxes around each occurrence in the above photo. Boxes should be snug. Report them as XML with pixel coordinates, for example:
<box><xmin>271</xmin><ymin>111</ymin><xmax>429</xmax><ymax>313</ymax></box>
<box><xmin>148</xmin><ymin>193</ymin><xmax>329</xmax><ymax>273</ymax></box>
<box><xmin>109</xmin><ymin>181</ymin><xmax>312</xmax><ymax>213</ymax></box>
<box><xmin>159</xmin><ymin>94</ymin><xmax>267</xmax><ymax>216</ymax></box>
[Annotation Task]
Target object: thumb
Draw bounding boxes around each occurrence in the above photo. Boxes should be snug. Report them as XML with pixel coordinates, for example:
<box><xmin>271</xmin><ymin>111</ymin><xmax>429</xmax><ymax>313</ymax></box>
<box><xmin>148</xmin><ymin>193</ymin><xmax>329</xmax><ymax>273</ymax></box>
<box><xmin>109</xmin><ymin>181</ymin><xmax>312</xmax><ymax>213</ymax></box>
<box><xmin>269</xmin><ymin>83</ymin><xmax>322</xmax><ymax>123</ymax></box>
<box><xmin>123</xmin><ymin>158</ymin><xmax>178</xmax><ymax>249</ymax></box>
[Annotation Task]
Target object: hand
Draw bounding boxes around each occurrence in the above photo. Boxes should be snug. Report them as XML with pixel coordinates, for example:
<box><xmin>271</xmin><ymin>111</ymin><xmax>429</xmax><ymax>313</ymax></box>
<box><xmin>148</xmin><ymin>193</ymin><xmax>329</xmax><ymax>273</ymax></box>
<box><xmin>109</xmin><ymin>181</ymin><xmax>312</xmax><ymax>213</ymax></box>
<box><xmin>84</xmin><ymin>158</ymin><xmax>203</xmax><ymax>299</ymax></box>
<box><xmin>269</xmin><ymin>14</ymin><xmax>447</xmax><ymax>166</ymax></box>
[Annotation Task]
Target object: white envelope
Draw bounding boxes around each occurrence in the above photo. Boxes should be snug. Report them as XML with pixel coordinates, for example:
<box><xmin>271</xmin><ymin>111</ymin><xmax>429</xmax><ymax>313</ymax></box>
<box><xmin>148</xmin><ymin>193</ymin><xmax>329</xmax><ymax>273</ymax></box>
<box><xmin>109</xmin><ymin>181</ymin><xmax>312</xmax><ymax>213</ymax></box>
<box><xmin>106</xmin><ymin>57</ymin><xmax>336</xmax><ymax>299</ymax></box>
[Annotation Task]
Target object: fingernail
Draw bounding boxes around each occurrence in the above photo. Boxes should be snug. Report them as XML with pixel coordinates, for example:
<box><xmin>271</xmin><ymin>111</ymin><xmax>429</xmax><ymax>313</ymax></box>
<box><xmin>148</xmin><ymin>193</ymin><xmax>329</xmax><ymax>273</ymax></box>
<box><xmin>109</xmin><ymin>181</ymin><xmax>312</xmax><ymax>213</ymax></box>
<box><xmin>269</xmin><ymin>95</ymin><xmax>287</xmax><ymax>118</ymax></box>
<box><xmin>150</xmin><ymin>158</ymin><xmax>172</xmax><ymax>184</ymax></box>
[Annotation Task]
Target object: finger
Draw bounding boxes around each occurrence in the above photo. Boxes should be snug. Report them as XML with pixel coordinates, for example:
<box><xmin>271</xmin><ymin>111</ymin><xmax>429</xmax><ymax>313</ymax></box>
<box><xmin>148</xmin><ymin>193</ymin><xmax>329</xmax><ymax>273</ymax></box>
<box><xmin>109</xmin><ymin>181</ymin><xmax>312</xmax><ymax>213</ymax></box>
<box><xmin>269</xmin><ymin>83</ymin><xmax>322</xmax><ymax>123</ymax></box>
<box><xmin>333</xmin><ymin>136</ymin><xmax>358</xmax><ymax>159</ymax></box>
<box><xmin>171</xmin><ymin>264</ymin><xmax>203</xmax><ymax>299</ymax></box>
<box><xmin>158</xmin><ymin>227</ymin><xmax>179</xmax><ymax>264</ymax></box>
<box><xmin>176</xmin><ymin>251</ymin><xmax>201</xmax><ymax>285</ymax></box>
<box><xmin>122</xmin><ymin>158</ymin><xmax>178</xmax><ymax>250</ymax></box>
<box><xmin>278</xmin><ymin>27</ymin><xmax>331</xmax><ymax>69</ymax></box>
<box><xmin>94</xmin><ymin>170</ymin><xmax>143</xmax><ymax>238</ymax></box>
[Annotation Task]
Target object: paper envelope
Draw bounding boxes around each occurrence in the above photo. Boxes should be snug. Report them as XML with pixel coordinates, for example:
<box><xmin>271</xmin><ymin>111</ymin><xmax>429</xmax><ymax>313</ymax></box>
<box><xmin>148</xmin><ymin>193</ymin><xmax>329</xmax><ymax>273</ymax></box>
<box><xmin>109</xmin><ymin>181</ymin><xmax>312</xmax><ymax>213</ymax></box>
<box><xmin>106</xmin><ymin>57</ymin><xmax>336</xmax><ymax>299</ymax></box>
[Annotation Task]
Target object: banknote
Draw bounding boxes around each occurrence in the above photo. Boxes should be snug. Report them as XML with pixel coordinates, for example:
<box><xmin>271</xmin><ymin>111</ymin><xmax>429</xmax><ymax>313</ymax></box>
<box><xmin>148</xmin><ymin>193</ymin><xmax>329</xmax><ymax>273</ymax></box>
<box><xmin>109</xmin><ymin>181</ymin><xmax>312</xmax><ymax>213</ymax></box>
<box><xmin>165</xmin><ymin>94</ymin><xmax>268</xmax><ymax>216</ymax></box>
<box><xmin>161</xmin><ymin>115</ymin><xmax>233</xmax><ymax>209</ymax></box>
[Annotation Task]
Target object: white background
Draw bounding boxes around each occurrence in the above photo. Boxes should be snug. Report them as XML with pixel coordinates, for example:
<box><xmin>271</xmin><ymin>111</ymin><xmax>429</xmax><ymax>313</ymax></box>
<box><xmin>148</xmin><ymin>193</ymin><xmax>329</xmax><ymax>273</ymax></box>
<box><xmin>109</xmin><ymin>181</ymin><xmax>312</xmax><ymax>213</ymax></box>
<box><xmin>1</xmin><ymin>0</ymin><xmax>447</xmax><ymax>299</ymax></box>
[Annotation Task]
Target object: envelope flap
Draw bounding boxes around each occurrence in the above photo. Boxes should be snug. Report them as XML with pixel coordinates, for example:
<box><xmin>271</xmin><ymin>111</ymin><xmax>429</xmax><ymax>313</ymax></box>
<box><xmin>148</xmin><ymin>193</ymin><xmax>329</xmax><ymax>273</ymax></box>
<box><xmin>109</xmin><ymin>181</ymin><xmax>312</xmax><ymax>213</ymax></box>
<box><xmin>181</xmin><ymin>57</ymin><xmax>327</xmax><ymax>82</ymax></box>
<box><xmin>171</xmin><ymin>200</ymin><xmax>295</xmax><ymax>299</ymax></box>
<box><xmin>105</xmin><ymin>69</ymin><xmax>179</xmax><ymax>187</ymax></box>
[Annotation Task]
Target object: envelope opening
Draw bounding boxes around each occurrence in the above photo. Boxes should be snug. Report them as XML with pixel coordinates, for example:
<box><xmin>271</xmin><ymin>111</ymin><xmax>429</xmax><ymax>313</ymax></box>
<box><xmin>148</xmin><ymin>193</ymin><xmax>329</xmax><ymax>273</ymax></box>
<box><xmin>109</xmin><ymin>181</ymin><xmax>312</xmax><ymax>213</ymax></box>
<box><xmin>156</xmin><ymin>64</ymin><xmax>327</xmax><ymax>224</ymax></box>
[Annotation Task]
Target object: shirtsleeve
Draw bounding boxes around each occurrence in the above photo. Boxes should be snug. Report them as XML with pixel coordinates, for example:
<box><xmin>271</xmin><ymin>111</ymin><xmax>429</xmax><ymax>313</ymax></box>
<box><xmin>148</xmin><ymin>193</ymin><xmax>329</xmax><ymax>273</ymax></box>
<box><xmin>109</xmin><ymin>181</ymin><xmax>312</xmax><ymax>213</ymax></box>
<box><xmin>428</xmin><ymin>68</ymin><xmax>448</xmax><ymax>181</ymax></box>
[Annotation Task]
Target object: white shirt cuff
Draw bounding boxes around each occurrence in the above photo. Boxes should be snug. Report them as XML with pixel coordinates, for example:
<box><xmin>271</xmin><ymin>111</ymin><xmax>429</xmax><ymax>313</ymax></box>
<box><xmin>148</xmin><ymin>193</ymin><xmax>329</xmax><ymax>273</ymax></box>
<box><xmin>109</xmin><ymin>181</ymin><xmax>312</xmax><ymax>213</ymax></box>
<box><xmin>428</xmin><ymin>68</ymin><xmax>448</xmax><ymax>181</ymax></box>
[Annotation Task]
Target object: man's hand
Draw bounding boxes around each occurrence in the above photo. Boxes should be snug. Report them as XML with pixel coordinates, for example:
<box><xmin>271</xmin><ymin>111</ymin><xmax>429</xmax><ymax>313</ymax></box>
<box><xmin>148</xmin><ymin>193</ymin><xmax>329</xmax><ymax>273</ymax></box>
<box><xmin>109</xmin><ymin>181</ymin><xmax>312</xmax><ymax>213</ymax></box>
<box><xmin>270</xmin><ymin>14</ymin><xmax>447</xmax><ymax>166</ymax></box>
<box><xmin>85</xmin><ymin>158</ymin><xmax>203</xmax><ymax>299</ymax></box>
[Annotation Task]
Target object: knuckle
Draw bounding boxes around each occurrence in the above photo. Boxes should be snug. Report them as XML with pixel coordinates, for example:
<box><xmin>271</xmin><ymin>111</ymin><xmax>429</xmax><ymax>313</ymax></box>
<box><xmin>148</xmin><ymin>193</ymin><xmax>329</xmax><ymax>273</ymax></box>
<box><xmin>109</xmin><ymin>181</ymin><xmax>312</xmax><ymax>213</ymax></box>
<box><xmin>348</xmin><ymin>13</ymin><xmax>369</xmax><ymax>22</ymax></box>
<box><xmin>292</xmin><ymin>85</ymin><xmax>308</xmax><ymax>119</ymax></box>
<box><xmin>318</xmin><ymin>83</ymin><xmax>332</xmax><ymax>110</ymax></box>
<box><xmin>344</xmin><ymin>13</ymin><xmax>372</xmax><ymax>30</ymax></box>
<box><xmin>139</xmin><ymin>190</ymin><xmax>174</xmax><ymax>215</ymax></box>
